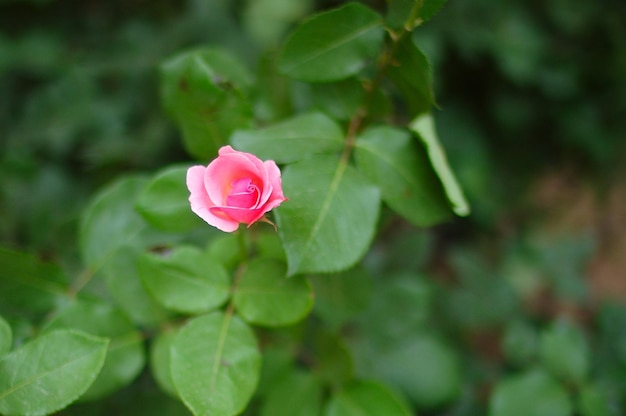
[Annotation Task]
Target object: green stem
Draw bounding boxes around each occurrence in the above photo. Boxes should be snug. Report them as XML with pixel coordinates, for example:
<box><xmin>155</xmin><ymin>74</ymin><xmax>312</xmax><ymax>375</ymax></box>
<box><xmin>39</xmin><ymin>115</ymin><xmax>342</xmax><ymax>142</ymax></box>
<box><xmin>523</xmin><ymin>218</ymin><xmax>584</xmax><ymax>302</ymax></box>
<box><xmin>67</xmin><ymin>268</ymin><xmax>95</xmax><ymax>299</ymax></box>
<box><xmin>237</xmin><ymin>229</ymin><xmax>248</xmax><ymax>261</ymax></box>
<box><xmin>404</xmin><ymin>0</ymin><xmax>424</xmax><ymax>31</ymax></box>
<box><xmin>226</xmin><ymin>229</ymin><xmax>250</xmax><ymax>315</ymax></box>
<box><xmin>341</xmin><ymin>7</ymin><xmax>421</xmax><ymax>162</ymax></box>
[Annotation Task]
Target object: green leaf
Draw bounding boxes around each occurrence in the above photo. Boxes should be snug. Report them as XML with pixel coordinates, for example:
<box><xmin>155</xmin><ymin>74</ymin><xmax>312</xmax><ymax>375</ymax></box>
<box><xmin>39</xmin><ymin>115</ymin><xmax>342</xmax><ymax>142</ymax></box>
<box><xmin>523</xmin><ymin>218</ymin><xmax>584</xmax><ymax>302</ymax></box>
<box><xmin>313</xmin><ymin>330</ymin><xmax>354</xmax><ymax>386</ymax></box>
<box><xmin>207</xmin><ymin>234</ymin><xmax>245</xmax><ymax>271</ymax></box>
<box><xmin>260</xmin><ymin>370</ymin><xmax>323</xmax><ymax>416</ymax></box>
<box><xmin>80</xmin><ymin>175</ymin><xmax>177</xmax><ymax>272</ymax></box>
<box><xmin>160</xmin><ymin>48</ymin><xmax>253</xmax><ymax>160</ymax></box>
<box><xmin>62</xmin><ymin>389</ymin><xmax>192</xmax><ymax>416</ymax></box>
<box><xmin>540</xmin><ymin>320</ymin><xmax>589</xmax><ymax>385</ymax></box>
<box><xmin>256</xmin><ymin>230</ymin><xmax>287</xmax><ymax>262</ymax></box>
<box><xmin>234</xmin><ymin>258</ymin><xmax>313</xmax><ymax>327</ymax></box>
<box><xmin>150</xmin><ymin>327</ymin><xmax>179</xmax><ymax>398</ymax></box>
<box><xmin>370</xmin><ymin>334</ymin><xmax>461</xmax><ymax>408</ymax></box>
<box><xmin>0</xmin><ymin>248</ymin><xmax>67</xmax><ymax>321</ymax></box>
<box><xmin>102</xmin><ymin>248</ymin><xmax>170</xmax><ymax>327</ymax></box>
<box><xmin>43</xmin><ymin>298</ymin><xmax>145</xmax><ymax>401</ymax></box>
<box><xmin>386</xmin><ymin>0</ymin><xmax>448</xmax><ymax>29</ymax></box>
<box><xmin>170</xmin><ymin>312</ymin><xmax>261</xmax><ymax>416</ymax></box>
<box><xmin>354</xmin><ymin>125</ymin><xmax>451</xmax><ymax>226</ymax></box>
<box><xmin>578</xmin><ymin>385</ymin><xmax>614</xmax><ymax>416</ymax></box>
<box><xmin>385</xmin><ymin>35</ymin><xmax>436</xmax><ymax>116</ymax></box>
<box><xmin>489</xmin><ymin>369</ymin><xmax>572</xmax><ymax>416</ymax></box>
<box><xmin>418</xmin><ymin>0</ymin><xmax>448</xmax><ymax>22</ymax></box>
<box><xmin>231</xmin><ymin>112</ymin><xmax>344</xmax><ymax>163</ymax></box>
<box><xmin>275</xmin><ymin>156</ymin><xmax>380</xmax><ymax>276</ymax></box>
<box><xmin>311</xmin><ymin>267</ymin><xmax>372</xmax><ymax>329</ymax></box>
<box><xmin>0</xmin><ymin>329</ymin><xmax>108</xmax><ymax>416</ymax></box>
<box><xmin>0</xmin><ymin>316</ymin><xmax>11</xmax><ymax>356</ymax></box>
<box><xmin>311</xmin><ymin>78</ymin><xmax>364</xmax><ymax>120</ymax></box>
<box><xmin>135</xmin><ymin>165</ymin><xmax>202</xmax><ymax>233</ymax></box>
<box><xmin>254</xmin><ymin>50</ymin><xmax>294</xmax><ymax>122</ymax></box>
<box><xmin>81</xmin><ymin>176</ymin><xmax>176</xmax><ymax>326</ymax></box>
<box><xmin>243</xmin><ymin>0</ymin><xmax>313</xmax><ymax>48</ymax></box>
<box><xmin>139</xmin><ymin>246</ymin><xmax>230</xmax><ymax>314</ymax></box>
<box><xmin>325</xmin><ymin>380</ymin><xmax>412</xmax><ymax>416</ymax></box>
<box><xmin>502</xmin><ymin>320</ymin><xmax>539</xmax><ymax>367</ymax></box>
<box><xmin>354</xmin><ymin>275</ymin><xmax>433</xmax><ymax>346</ymax></box>
<box><xmin>409</xmin><ymin>113</ymin><xmax>471</xmax><ymax>216</ymax></box>
<box><xmin>279</xmin><ymin>3</ymin><xmax>384</xmax><ymax>82</ymax></box>
<box><xmin>257</xmin><ymin>346</ymin><xmax>295</xmax><ymax>397</ymax></box>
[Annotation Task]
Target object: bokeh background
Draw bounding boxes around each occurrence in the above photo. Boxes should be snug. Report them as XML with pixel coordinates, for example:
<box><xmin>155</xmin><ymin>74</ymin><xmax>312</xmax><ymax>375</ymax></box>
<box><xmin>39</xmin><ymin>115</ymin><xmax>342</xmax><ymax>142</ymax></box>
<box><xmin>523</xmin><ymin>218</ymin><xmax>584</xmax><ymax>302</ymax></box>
<box><xmin>1</xmin><ymin>0</ymin><xmax>625</xmax><ymax>414</ymax></box>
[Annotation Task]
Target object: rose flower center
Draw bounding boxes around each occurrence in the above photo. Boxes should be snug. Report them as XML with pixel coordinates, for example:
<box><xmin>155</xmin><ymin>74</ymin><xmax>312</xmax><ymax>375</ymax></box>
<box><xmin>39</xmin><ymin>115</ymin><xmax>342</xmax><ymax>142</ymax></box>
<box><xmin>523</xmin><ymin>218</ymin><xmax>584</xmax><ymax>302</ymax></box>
<box><xmin>226</xmin><ymin>178</ymin><xmax>261</xmax><ymax>209</ymax></box>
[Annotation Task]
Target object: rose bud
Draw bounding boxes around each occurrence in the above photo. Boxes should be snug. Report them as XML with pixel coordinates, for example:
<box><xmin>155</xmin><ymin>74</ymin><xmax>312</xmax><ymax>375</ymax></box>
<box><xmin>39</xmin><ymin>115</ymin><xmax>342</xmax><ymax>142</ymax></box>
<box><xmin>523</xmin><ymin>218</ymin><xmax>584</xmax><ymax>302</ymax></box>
<box><xmin>186</xmin><ymin>146</ymin><xmax>287</xmax><ymax>232</ymax></box>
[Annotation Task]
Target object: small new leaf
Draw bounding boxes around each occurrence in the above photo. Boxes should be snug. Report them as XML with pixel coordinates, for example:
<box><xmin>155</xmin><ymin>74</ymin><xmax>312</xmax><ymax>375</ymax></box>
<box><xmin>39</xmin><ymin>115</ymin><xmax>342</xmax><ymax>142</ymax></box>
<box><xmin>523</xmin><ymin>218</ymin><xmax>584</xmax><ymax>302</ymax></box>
<box><xmin>409</xmin><ymin>114</ymin><xmax>470</xmax><ymax>217</ymax></box>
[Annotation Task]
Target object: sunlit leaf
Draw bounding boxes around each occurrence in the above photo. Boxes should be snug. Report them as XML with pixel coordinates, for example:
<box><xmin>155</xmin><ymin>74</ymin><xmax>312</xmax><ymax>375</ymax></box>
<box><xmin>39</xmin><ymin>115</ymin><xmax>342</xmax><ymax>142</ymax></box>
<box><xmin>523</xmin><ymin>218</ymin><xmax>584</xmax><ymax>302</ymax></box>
<box><xmin>234</xmin><ymin>258</ymin><xmax>313</xmax><ymax>327</ymax></box>
<box><xmin>355</xmin><ymin>125</ymin><xmax>451</xmax><ymax>226</ymax></box>
<box><xmin>231</xmin><ymin>112</ymin><xmax>344</xmax><ymax>163</ymax></box>
<box><xmin>409</xmin><ymin>113</ymin><xmax>470</xmax><ymax>216</ymax></box>
<box><xmin>139</xmin><ymin>246</ymin><xmax>230</xmax><ymax>314</ymax></box>
<box><xmin>0</xmin><ymin>329</ymin><xmax>108</xmax><ymax>415</ymax></box>
<box><xmin>275</xmin><ymin>156</ymin><xmax>380</xmax><ymax>276</ymax></box>
<box><xmin>43</xmin><ymin>298</ymin><xmax>145</xmax><ymax>401</ymax></box>
<box><xmin>279</xmin><ymin>3</ymin><xmax>384</xmax><ymax>82</ymax></box>
<box><xmin>171</xmin><ymin>312</ymin><xmax>261</xmax><ymax>416</ymax></box>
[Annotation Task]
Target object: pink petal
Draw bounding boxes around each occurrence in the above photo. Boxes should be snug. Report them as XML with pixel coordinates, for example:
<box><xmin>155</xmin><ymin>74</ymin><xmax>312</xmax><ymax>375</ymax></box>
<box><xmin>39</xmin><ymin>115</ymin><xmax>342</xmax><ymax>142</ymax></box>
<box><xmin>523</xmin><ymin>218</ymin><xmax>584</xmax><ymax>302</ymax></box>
<box><xmin>210</xmin><ymin>206</ymin><xmax>265</xmax><ymax>225</ymax></box>
<box><xmin>186</xmin><ymin>165</ymin><xmax>240</xmax><ymax>232</ymax></box>
<box><xmin>205</xmin><ymin>152</ymin><xmax>263</xmax><ymax>206</ymax></box>
<box><xmin>264</xmin><ymin>160</ymin><xmax>287</xmax><ymax>203</ymax></box>
<box><xmin>226</xmin><ymin>178</ymin><xmax>260</xmax><ymax>208</ymax></box>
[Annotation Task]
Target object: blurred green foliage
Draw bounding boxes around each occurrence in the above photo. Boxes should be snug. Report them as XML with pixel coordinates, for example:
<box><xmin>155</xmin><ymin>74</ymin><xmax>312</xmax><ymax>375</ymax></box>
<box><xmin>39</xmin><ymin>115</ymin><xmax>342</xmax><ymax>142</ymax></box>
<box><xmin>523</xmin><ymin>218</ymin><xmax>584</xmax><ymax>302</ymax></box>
<box><xmin>1</xmin><ymin>0</ymin><xmax>626</xmax><ymax>414</ymax></box>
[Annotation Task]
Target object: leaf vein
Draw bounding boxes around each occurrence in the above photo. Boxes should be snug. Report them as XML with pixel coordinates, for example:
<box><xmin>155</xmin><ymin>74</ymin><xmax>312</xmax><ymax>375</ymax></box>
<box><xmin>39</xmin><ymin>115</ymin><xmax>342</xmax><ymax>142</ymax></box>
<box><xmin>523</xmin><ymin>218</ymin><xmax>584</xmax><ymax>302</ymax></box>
<box><xmin>284</xmin><ymin>22</ymin><xmax>380</xmax><ymax>73</ymax></box>
<box><xmin>298</xmin><ymin>159</ymin><xmax>347</xmax><ymax>271</ymax></box>
<box><xmin>209</xmin><ymin>311</ymin><xmax>232</xmax><ymax>393</ymax></box>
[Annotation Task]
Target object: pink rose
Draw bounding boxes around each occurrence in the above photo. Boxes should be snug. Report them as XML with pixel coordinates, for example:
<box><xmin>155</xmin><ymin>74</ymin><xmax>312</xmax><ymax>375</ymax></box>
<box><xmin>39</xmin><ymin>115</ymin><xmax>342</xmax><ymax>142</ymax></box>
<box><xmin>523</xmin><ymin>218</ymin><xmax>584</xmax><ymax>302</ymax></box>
<box><xmin>186</xmin><ymin>146</ymin><xmax>287</xmax><ymax>232</ymax></box>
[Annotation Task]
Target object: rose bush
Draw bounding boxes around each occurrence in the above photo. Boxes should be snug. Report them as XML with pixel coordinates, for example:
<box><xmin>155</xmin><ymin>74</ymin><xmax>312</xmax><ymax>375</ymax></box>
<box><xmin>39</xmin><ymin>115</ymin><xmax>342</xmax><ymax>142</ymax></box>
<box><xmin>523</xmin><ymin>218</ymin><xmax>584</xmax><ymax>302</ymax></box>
<box><xmin>186</xmin><ymin>145</ymin><xmax>287</xmax><ymax>232</ymax></box>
